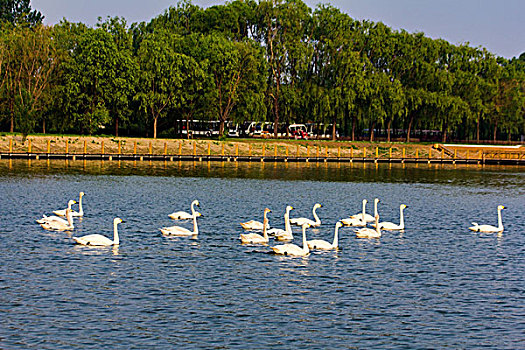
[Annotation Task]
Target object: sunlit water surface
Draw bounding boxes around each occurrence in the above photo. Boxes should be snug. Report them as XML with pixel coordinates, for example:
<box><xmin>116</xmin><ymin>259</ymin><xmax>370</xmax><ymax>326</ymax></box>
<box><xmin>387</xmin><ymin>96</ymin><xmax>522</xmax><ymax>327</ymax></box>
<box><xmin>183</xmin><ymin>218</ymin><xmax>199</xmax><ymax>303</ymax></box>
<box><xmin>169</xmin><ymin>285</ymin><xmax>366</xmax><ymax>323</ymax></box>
<box><xmin>0</xmin><ymin>159</ymin><xmax>524</xmax><ymax>349</ymax></box>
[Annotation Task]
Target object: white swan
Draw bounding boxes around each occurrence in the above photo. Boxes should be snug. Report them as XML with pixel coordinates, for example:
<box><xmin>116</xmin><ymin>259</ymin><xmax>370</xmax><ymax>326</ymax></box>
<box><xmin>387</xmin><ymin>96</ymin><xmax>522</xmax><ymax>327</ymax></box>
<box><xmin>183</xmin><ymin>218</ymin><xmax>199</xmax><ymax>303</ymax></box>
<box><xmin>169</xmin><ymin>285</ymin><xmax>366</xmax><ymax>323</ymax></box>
<box><xmin>355</xmin><ymin>214</ymin><xmax>381</xmax><ymax>238</ymax></box>
<box><xmin>240</xmin><ymin>206</ymin><xmax>271</xmax><ymax>230</ymax></box>
<box><xmin>73</xmin><ymin>218</ymin><xmax>123</xmax><ymax>246</ymax></box>
<box><xmin>37</xmin><ymin>200</ymin><xmax>76</xmax><ymax>225</ymax></box>
<box><xmin>240</xmin><ymin>208</ymin><xmax>271</xmax><ymax>244</ymax></box>
<box><xmin>469</xmin><ymin>205</ymin><xmax>505</xmax><ymax>233</ymax></box>
<box><xmin>40</xmin><ymin>208</ymin><xmax>74</xmax><ymax>231</ymax></box>
<box><xmin>168</xmin><ymin>200</ymin><xmax>202</xmax><ymax>220</ymax></box>
<box><xmin>54</xmin><ymin>192</ymin><xmax>85</xmax><ymax>217</ymax></box>
<box><xmin>374</xmin><ymin>204</ymin><xmax>407</xmax><ymax>230</ymax></box>
<box><xmin>349</xmin><ymin>198</ymin><xmax>379</xmax><ymax>223</ymax></box>
<box><xmin>289</xmin><ymin>203</ymin><xmax>322</xmax><ymax>227</ymax></box>
<box><xmin>272</xmin><ymin>223</ymin><xmax>310</xmax><ymax>256</ymax></box>
<box><xmin>160</xmin><ymin>200</ymin><xmax>200</xmax><ymax>236</ymax></box>
<box><xmin>341</xmin><ymin>199</ymin><xmax>369</xmax><ymax>226</ymax></box>
<box><xmin>307</xmin><ymin>221</ymin><xmax>342</xmax><ymax>250</ymax></box>
<box><xmin>267</xmin><ymin>206</ymin><xmax>294</xmax><ymax>241</ymax></box>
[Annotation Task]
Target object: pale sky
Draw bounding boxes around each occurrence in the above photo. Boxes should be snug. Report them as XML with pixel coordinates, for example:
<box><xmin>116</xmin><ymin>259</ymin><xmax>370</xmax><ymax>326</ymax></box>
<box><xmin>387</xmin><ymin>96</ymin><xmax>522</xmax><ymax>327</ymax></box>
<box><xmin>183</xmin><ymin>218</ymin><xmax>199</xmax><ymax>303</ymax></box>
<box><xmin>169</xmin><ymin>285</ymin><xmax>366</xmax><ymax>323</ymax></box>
<box><xmin>31</xmin><ymin>0</ymin><xmax>524</xmax><ymax>59</ymax></box>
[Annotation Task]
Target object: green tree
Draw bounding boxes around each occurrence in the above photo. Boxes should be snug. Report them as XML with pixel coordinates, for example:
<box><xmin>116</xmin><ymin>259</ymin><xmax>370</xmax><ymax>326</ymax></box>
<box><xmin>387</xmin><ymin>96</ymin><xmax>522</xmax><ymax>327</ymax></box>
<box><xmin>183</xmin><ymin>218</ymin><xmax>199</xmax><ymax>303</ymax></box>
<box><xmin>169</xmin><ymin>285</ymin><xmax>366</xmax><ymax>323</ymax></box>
<box><xmin>0</xmin><ymin>0</ymin><xmax>43</xmax><ymax>28</ymax></box>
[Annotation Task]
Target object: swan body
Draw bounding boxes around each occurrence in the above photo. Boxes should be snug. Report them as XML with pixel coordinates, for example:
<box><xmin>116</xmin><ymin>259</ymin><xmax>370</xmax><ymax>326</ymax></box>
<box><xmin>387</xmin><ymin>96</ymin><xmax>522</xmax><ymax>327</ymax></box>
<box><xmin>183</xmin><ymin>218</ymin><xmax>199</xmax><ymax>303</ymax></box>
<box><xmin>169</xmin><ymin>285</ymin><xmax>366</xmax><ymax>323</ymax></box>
<box><xmin>272</xmin><ymin>223</ymin><xmax>310</xmax><ymax>256</ymax></box>
<box><xmin>240</xmin><ymin>219</ymin><xmax>270</xmax><ymax>231</ymax></box>
<box><xmin>374</xmin><ymin>204</ymin><xmax>407</xmax><ymax>230</ymax></box>
<box><xmin>469</xmin><ymin>205</ymin><xmax>505</xmax><ymax>233</ymax></box>
<box><xmin>168</xmin><ymin>200</ymin><xmax>202</xmax><ymax>220</ymax></box>
<box><xmin>54</xmin><ymin>192</ymin><xmax>85</xmax><ymax>217</ymax></box>
<box><xmin>160</xmin><ymin>200</ymin><xmax>200</xmax><ymax>236</ymax></box>
<box><xmin>40</xmin><ymin>208</ymin><xmax>74</xmax><ymax>231</ymax></box>
<box><xmin>355</xmin><ymin>214</ymin><xmax>381</xmax><ymax>238</ymax></box>
<box><xmin>37</xmin><ymin>200</ymin><xmax>76</xmax><ymax>225</ymax></box>
<box><xmin>349</xmin><ymin>198</ymin><xmax>379</xmax><ymax>223</ymax></box>
<box><xmin>307</xmin><ymin>222</ymin><xmax>342</xmax><ymax>250</ymax></box>
<box><xmin>240</xmin><ymin>208</ymin><xmax>271</xmax><ymax>244</ymax></box>
<box><xmin>290</xmin><ymin>203</ymin><xmax>322</xmax><ymax>227</ymax></box>
<box><xmin>341</xmin><ymin>199</ymin><xmax>369</xmax><ymax>226</ymax></box>
<box><xmin>73</xmin><ymin>218</ymin><xmax>123</xmax><ymax>246</ymax></box>
<box><xmin>267</xmin><ymin>206</ymin><xmax>294</xmax><ymax>241</ymax></box>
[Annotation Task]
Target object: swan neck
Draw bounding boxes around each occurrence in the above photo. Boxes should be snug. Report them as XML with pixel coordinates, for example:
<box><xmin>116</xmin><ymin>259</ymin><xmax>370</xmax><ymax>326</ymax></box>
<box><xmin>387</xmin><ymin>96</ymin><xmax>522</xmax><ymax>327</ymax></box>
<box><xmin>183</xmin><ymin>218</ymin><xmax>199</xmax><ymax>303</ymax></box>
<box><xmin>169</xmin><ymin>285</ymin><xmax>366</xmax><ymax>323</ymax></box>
<box><xmin>497</xmin><ymin>208</ymin><xmax>503</xmax><ymax>229</ymax></box>
<box><xmin>399</xmin><ymin>207</ymin><xmax>405</xmax><ymax>228</ymax></box>
<box><xmin>332</xmin><ymin>225</ymin><xmax>339</xmax><ymax>247</ymax></box>
<box><xmin>78</xmin><ymin>195</ymin><xmax>83</xmax><ymax>214</ymax></box>
<box><xmin>312</xmin><ymin>206</ymin><xmax>320</xmax><ymax>224</ymax></box>
<box><xmin>302</xmin><ymin>226</ymin><xmax>309</xmax><ymax>254</ymax></box>
<box><xmin>284</xmin><ymin>212</ymin><xmax>291</xmax><ymax>233</ymax></box>
<box><xmin>192</xmin><ymin>213</ymin><xmax>199</xmax><ymax>235</ymax></box>
<box><xmin>67</xmin><ymin>211</ymin><xmax>74</xmax><ymax>229</ymax></box>
<box><xmin>374</xmin><ymin>200</ymin><xmax>378</xmax><ymax>217</ymax></box>
<box><xmin>113</xmin><ymin>222</ymin><xmax>119</xmax><ymax>245</ymax></box>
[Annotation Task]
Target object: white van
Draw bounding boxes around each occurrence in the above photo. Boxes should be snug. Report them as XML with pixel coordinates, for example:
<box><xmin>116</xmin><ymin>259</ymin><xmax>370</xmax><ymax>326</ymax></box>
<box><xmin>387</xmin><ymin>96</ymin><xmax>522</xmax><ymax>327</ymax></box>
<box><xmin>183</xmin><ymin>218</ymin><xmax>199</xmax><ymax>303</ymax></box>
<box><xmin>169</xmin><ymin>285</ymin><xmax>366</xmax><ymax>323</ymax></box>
<box><xmin>288</xmin><ymin>124</ymin><xmax>309</xmax><ymax>139</ymax></box>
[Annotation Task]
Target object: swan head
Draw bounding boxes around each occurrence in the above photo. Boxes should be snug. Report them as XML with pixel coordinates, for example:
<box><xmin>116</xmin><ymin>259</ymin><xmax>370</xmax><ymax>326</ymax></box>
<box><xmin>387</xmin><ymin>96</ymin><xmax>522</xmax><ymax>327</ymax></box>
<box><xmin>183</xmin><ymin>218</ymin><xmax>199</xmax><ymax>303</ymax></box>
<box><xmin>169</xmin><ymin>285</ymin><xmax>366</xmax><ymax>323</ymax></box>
<box><xmin>286</xmin><ymin>205</ymin><xmax>294</xmax><ymax>212</ymax></box>
<box><xmin>114</xmin><ymin>217</ymin><xmax>124</xmax><ymax>224</ymax></box>
<box><xmin>302</xmin><ymin>222</ymin><xmax>311</xmax><ymax>229</ymax></box>
<box><xmin>264</xmin><ymin>208</ymin><xmax>272</xmax><ymax>214</ymax></box>
<box><xmin>68</xmin><ymin>200</ymin><xmax>77</xmax><ymax>206</ymax></box>
<box><xmin>79</xmin><ymin>192</ymin><xmax>85</xmax><ymax>197</ymax></box>
<box><xmin>375</xmin><ymin>198</ymin><xmax>380</xmax><ymax>203</ymax></box>
<box><xmin>498</xmin><ymin>205</ymin><xmax>505</xmax><ymax>210</ymax></box>
<box><xmin>335</xmin><ymin>221</ymin><xmax>343</xmax><ymax>229</ymax></box>
<box><xmin>314</xmin><ymin>203</ymin><xmax>322</xmax><ymax>209</ymax></box>
<box><xmin>193</xmin><ymin>200</ymin><xmax>200</xmax><ymax>207</ymax></box>
<box><xmin>363</xmin><ymin>199</ymin><xmax>367</xmax><ymax>204</ymax></box>
<box><xmin>400</xmin><ymin>204</ymin><xmax>407</xmax><ymax>210</ymax></box>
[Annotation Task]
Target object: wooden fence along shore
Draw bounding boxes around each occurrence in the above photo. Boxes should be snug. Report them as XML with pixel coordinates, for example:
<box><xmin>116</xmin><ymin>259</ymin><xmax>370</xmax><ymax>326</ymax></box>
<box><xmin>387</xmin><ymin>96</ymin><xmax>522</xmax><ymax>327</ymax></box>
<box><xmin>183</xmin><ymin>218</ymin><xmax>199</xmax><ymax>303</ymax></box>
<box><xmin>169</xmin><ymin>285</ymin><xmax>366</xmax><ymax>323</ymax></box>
<box><xmin>1</xmin><ymin>137</ymin><xmax>524</xmax><ymax>165</ymax></box>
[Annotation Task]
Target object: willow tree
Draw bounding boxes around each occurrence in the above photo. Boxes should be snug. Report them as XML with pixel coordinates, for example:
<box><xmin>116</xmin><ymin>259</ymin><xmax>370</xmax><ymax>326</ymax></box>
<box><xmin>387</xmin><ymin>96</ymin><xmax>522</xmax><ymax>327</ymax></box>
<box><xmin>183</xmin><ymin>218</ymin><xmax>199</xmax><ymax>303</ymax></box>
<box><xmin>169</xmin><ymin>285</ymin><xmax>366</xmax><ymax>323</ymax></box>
<box><xmin>0</xmin><ymin>25</ymin><xmax>60</xmax><ymax>134</ymax></box>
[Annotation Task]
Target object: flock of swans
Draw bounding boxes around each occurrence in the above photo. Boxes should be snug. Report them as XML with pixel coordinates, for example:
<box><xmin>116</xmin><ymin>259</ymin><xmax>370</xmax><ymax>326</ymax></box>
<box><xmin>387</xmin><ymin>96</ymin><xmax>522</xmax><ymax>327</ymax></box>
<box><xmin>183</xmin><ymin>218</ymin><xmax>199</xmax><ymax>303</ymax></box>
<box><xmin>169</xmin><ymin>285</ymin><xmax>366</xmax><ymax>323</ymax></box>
<box><xmin>36</xmin><ymin>192</ymin><xmax>507</xmax><ymax>255</ymax></box>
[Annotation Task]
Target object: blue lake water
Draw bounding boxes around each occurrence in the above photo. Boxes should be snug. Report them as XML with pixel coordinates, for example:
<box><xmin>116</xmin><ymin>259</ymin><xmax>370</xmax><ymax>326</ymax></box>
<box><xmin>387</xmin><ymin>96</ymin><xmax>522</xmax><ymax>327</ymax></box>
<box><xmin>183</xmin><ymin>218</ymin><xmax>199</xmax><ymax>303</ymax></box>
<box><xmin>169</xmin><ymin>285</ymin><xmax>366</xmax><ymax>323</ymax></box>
<box><xmin>0</xmin><ymin>159</ymin><xmax>524</xmax><ymax>349</ymax></box>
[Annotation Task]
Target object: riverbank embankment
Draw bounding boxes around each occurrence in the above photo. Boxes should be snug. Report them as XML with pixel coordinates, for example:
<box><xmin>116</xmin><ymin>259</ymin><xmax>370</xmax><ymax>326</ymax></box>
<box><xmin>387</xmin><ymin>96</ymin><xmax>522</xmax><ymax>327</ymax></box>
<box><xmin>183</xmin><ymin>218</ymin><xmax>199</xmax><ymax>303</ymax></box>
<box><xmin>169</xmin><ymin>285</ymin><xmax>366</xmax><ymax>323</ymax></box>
<box><xmin>1</xmin><ymin>134</ymin><xmax>524</xmax><ymax>165</ymax></box>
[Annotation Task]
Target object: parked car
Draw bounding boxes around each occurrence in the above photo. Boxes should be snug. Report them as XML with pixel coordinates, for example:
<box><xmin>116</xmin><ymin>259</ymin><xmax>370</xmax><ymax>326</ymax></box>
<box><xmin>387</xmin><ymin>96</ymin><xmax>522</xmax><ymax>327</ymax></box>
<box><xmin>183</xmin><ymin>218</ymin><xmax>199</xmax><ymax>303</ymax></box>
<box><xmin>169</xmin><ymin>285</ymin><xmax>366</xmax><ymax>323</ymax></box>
<box><xmin>288</xmin><ymin>124</ymin><xmax>309</xmax><ymax>139</ymax></box>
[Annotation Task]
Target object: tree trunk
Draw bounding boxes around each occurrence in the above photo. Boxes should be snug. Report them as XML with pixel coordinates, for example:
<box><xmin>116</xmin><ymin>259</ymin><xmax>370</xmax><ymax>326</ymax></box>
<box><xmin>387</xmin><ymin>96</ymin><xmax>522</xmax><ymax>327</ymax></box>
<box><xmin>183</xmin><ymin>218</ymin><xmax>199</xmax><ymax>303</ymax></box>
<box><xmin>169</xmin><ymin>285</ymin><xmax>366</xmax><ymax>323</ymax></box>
<box><xmin>115</xmin><ymin>117</ymin><xmax>119</xmax><ymax>137</ymax></box>
<box><xmin>42</xmin><ymin>118</ymin><xmax>46</xmax><ymax>134</ymax></box>
<box><xmin>219</xmin><ymin>119</ymin><xmax>225</xmax><ymax>137</ymax></box>
<box><xmin>153</xmin><ymin>116</ymin><xmax>158</xmax><ymax>139</ymax></box>
<box><xmin>476</xmin><ymin>115</ymin><xmax>480</xmax><ymax>143</ymax></box>
<box><xmin>387</xmin><ymin>119</ymin><xmax>392</xmax><ymax>143</ymax></box>
<box><xmin>369</xmin><ymin>121</ymin><xmax>375</xmax><ymax>142</ymax></box>
<box><xmin>493</xmin><ymin>122</ymin><xmax>497</xmax><ymax>142</ymax></box>
<box><xmin>331</xmin><ymin>116</ymin><xmax>337</xmax><ymax>141</ymax></box>
<box><xmin>351</xmin><ymin>115</ymin><xmax>356</xmax><ymax>141</ymax></box>
<box><xmin>406</xmin><ymin>113</ymin><xmax>414</xmax><ymax>143</ymax></box>
<box><xmin>442</xmin><ymin>121</ymin><xmax>447</xmax><ymax>143</ymax></box>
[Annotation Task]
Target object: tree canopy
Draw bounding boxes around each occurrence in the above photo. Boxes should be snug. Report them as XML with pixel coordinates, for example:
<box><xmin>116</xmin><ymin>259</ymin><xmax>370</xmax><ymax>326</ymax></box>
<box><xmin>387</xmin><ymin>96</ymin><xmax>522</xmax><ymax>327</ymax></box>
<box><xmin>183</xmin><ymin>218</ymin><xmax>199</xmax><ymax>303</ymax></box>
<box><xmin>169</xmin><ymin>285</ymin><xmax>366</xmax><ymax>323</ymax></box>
<box><xmin>0</xmin><ymin>0</ymin><xmax>523</xmax><ymax>142</ymax></box>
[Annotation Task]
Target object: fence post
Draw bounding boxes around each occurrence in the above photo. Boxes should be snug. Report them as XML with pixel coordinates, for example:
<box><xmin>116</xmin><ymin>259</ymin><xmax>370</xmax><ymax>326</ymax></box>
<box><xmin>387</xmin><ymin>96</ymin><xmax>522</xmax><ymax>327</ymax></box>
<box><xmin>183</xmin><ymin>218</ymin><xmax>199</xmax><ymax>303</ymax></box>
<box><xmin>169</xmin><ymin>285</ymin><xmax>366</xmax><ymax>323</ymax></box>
<box><xmin>235</xmin><ymin>144</ymin><xmax>239</xmax><ymax>156</ymax></box>
<box><xmin>403</xmin><ymin>148</ymin><xmax>406</xmax><ymax>159</ymax></box>
<box><xmin>208</xmin><ymin>143</ymin><xmax>211</xmax><ymax>156</ymax></box>
<box><xmin>316</xmin><ymin>146</ymin><xmax>319</xmax><ymax>158</ymax></box>
<box><xmin>307</xmin><ymin>146</ymin><xmax>310</xmax><ymax>158</ymax></box>
<box><xmin>28</xmin><ymin>139</ymin><xmax>31</xmax><ymax>153</ymax></box>
<box><xmin>262</xmin><ymin>144</ymin><xmax>265</xmax><ymax>157</ymax></box>
<box><xmin>179</xmin><ymin>142</ymin><xmax>182</xmax><ymax>155</ymax></box>
<box><xmin>286</xmin><ymin>146</ymin><xmax>289</xmax><ymax>157</ymax></box>
<box><xmin>441</xmin><ymin>149</ymin><xmax>444</xmax><ymax>159</ymax></box>
<box><xmin>249</xmin><ymin>144</ymin><xmax>252</xmax><ymax>156</ymax></box>
<box><xmin>375</xmin><ymin>147</ymin><xmax>378</xmax><ymax>158</ymax></box>
<box><xmin>416</xmin><ymin>149</ymin><xmax>419</xmax><ymax>159</ymax></box>
<box><xmin>101</xmin><ymin>141</ymin><xmax>104</xmax><ymax>154</ymax></box>
<box><xmin>119</xmin><ymin>140</ymin><xmax>122</xmax><ymax>154</ymax></box>
<box><xmin>164</xmin><ymin>142</ymin><xmax>167</xmax><ymax>155</ymax></box>
<box><xmin>9</xmin><ymin>138</ymin><xmax>12</xmax><ymax>153</ymax></box>
<box><xmin>222</xmin><ymin>143</ymin><xmax>225</xmax><ymax>156</ymax></box>
<box><xmin>363</xmin><ymin>147</ymin><xmax>367</xmax><ymax>158</ymax></box>
<box><xmin>274</xmin><ymin>144</ymin><xmax>277</xmax><ymax>157</ymax></box>
<box><xmin>466</xmin><ymin>150</ymin><xmax>469</xmax><ymax>160</ymax></box>
<box><xmin>65</xmin><ymin>139</ymin><xmax>69</xmax><ymax>154</ymax></box>
<box><xmin>149</xmin><ymin>142</ymin><xmax>152</xmax><ymax>155</ymax></box>
<box><xmin>389</xmin><ymin>147</ymin><xmax>392</xmax><ymax>159</ymax></box>
<box><xmin>429</xmin><ymin>148</ymin><xmax>432</xmax><ymax>159</ymax></box>
<box><xmin>84</xmin><ymin>140</ymin><xmax>87</xmax><ymax>154</ymax></box>
<box><xmin>338</xmin><ymin>146</ymin><xmax>341</xmax><ymax>157</ymax></box>
<box><xmin>325</xmin><ymin>147</ymin><xmax>328</xmax><ymax>158</ymax></box>
<box><xmin>47</xmin><ymin>139</ymin><xmax>51</xmax><ymax>153</ymax></box>
<box><xmin>296</xmin><ymin>145</ymin><xmax>299</xmax><ymax>157</ymax></box>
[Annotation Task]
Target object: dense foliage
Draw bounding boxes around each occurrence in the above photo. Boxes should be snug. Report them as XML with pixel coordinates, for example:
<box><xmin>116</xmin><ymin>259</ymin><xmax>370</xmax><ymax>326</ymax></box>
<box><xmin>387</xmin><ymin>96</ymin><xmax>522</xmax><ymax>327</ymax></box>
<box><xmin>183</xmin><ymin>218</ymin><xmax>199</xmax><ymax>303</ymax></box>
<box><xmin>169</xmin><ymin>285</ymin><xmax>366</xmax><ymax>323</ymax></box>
<box><xmin>1</xmin><ymin>0</ymin><xmax>524</xmax><ymax>141</ymax></box>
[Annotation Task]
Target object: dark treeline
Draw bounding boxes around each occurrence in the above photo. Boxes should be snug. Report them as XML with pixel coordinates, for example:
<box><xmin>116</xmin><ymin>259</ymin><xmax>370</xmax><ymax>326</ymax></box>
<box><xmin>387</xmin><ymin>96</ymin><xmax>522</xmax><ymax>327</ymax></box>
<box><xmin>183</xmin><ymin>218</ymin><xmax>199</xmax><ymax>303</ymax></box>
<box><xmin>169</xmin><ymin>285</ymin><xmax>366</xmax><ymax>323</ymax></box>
<box><xmin>1</xmin><ymin>0</ymin><xmax>524</xmax><ymax>142</ymax></box>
